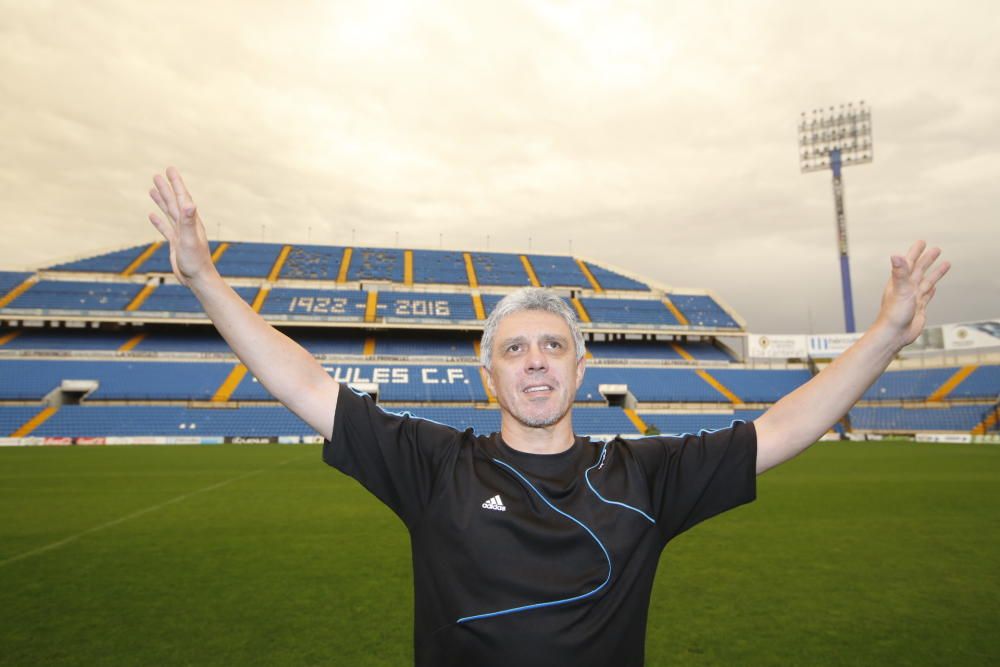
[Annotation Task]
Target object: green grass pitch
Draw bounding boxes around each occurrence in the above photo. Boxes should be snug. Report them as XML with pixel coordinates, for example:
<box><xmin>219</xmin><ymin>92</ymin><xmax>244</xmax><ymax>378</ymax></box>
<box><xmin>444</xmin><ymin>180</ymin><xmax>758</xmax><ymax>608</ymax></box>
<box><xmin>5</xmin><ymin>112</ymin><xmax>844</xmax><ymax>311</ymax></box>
<box><xmin>1</xmin><ymin>440</ymin><xmax>997</xmax><ymax>666</ymax></box>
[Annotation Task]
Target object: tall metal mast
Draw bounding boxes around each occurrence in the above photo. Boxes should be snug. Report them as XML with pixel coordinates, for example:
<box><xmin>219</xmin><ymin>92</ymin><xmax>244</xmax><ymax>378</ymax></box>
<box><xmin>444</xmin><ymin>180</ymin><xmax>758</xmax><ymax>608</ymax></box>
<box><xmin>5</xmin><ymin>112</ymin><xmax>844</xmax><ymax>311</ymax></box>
<box><xmin>798</xmin><ymin>101</ymin><xmax>873</xmax><ymax>333</ymax></box>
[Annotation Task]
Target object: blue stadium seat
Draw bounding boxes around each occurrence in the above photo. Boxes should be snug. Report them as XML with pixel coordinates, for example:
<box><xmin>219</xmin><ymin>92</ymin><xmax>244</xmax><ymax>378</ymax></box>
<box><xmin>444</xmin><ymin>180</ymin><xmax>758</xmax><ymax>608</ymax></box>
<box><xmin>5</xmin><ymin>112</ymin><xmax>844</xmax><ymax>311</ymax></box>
<box><xmin>707</xmin><ymin>369</ymin><xmax>812</xmax><ymax>402</ymax></box>
<box><xmin>0</xmin><ymin>271</ymin><xmax>33</xmax><ymax>296</ymax></box>
<box><xmin>583</xmin><ymin>262</ymin><xmax>647</xmax><ymax>291</ymax></box>
<box><xmin>139</xmin><ymin>242</ymin><xmax>221</xmax><ymax>274</ymax></box>
<box><xmin>412</xmin><ymin>250</ymin><xmax>469</xmax><ymax>285</ymax></box>
<box><xmin>0</xmin><ymin>359</ymin><xmax>236</xmax><ymax>401</ymax></box>
<box><xmin>279</xmin><ymin>245</ymin><xmax>346</xmax><ymax>280</ymax></box>
<box><xmin>139</xmin><ymin>284</ymin><xmax>257</xmax><ymax>313</ymax></box>
<box><xmin>588</xmin><ymin>340</ymin><xmax>687</xmax><ymax>361</ymax></box>
<box><xmin>849</xmin><ymin>405</ymin><xmax>992</xmax><ymax>431</ymax></box>
<box><xmin>348</xmin><ymin>247</ymin><xmax>404</xmax><ymax>282</ymax></box>
<box><xmin>587</xmin><ymin>340</ymin><xmax>731</xmax><ymax>361</ymax></box>
<box><xmin>670</xmin><ymin>295</ymin><xmax>739</xmax><ymax>328</ymax></box>
<box><xmin>293</xmin><ymin>331</ymin><xmax>367</xmax><ymax>356</ymax></box>
<box><xmin>577</xmin><ymin>367</ymin><xmax>725</xmax><ymax>403</ymax></box>
<box><xmin>376</xmin><ymin>291</ymin><xmax>476</xmax><ymax>322</ymax></box>
<box><xmin>581</xmin><ymin>298</ymin><xmax>679</xmax><ymax>327</ymax></box>
<box><xmin>480</xmin><ymin>293</ymin><xmax>509</xmax><ymax>317</ymax></box>
<box><xmin>949</xmin><ymin>366</ymin><xmax>1000</xmax><ymax>400</ymax></box>
<box><xmin>30</xmin><ymin>405</ymin><xmax>315</xmax><ymax>437</ymax></box>
<box><xmin>259</xmin><ymin>288</ymin><xmax>368</xmax><ymax>320</ymax></box>
<box><xmin>472</xmin><ymin>253</ymin><xmax>530</xmax><ymax>286</ymax></box>
<box><xmin>683</xmin><ymin>341</ymin><xmax>734</xmax><ymax>362</ymax></box>
<box><xmin>528</xmin><ymin>255</ymin><xmax>591</xmax><ymax>288</ymax></box>
<box><xmin>133</xmin><ymin>330</ymin><xmax>235</xmax><ymax>354</ymax></box>
<box><xmin>862</xmin><ymin>368</ymin><xmax>961</xmax><ymax>401</ymax></box>
<box><xmin>7</xmin><ymin>280</ymin><xmax>143</xmax><ymax>311</ymax></box>
<box><xmin>569</xmin><ymin>408</ymin><xmax>640</xmax><ymax>435</ymax></box>
<box><xmin>1</xmin><ymin>328</ymin><xmax>133</xmax><ymax>351</ymax></box>
<box><xmin>214</xmin><ymin>242</ymin><xmax>285</xmax><ymax>278</ymax></box>
<box><xmin>47</xmin><ymin>245</ymin><xmax>147</xmax><ymax>273</ymax></box>
<box><xmin>1</xmin><ymin>406</ymin><xmax>49</xmax><ymax>436</ymax></box>
<box><xmin>231</xmin><ymin>363</ymin><xmax>488</xmax><ymax>402</ymax></box>
<box><xmin>376</xmin><ymin>336</ymin><xmax>476</xmax><ymax>358</ymax></box>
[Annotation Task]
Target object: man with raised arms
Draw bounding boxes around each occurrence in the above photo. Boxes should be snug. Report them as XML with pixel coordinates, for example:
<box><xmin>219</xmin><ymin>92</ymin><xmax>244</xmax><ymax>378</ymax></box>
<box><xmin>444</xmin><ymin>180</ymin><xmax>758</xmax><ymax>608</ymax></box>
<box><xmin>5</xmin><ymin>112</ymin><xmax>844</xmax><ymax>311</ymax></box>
<box><xmin>147</xmin><ymin>167</ymin><xmax>950</xmax><ymax>667</ymax></box>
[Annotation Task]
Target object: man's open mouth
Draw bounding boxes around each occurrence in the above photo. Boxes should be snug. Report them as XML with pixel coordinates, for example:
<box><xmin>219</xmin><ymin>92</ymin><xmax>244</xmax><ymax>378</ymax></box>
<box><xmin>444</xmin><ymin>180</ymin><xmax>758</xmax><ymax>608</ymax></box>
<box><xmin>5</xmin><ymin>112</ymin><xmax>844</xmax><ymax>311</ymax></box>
<box><xmin>523</xmin><ymin>384</ymin><xmax>554</xmax><ymax>393</ymax></box>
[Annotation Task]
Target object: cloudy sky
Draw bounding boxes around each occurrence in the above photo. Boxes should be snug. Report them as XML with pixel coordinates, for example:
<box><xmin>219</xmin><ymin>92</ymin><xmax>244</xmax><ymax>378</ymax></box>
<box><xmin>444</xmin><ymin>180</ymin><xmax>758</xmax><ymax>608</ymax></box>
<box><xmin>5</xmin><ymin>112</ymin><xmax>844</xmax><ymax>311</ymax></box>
<box><xmin>1</xmin><ymin>0</ymin><xmax>997</xmax><ymax>333</ymax></box>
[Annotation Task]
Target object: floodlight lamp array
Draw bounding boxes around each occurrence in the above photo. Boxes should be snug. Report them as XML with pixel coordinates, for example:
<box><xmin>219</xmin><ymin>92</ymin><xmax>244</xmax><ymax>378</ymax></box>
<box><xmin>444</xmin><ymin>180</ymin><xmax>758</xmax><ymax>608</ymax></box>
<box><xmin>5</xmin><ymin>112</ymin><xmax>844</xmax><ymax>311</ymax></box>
<box><xmin>798</xmin><ymin>101</ymin><xmax>873</xmax><ymax>173</ymax></box>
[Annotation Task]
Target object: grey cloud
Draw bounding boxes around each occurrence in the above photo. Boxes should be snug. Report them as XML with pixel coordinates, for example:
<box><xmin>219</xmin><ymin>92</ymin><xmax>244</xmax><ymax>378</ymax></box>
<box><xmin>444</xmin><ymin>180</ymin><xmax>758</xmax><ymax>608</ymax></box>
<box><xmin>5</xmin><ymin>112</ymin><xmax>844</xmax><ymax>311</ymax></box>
<box><xmin>1</xmin><ymin>0</ymin><xmax>997</xmax><ymax>333</ymax></box>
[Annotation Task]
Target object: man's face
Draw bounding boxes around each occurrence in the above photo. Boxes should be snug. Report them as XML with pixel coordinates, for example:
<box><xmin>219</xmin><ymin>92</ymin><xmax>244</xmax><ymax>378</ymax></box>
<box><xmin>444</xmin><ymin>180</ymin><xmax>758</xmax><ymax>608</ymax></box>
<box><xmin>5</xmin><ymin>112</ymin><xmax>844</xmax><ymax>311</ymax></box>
<box><xmin>485</xmin><ymin>309</ymin><xmax>585</xmax><ymax>429</ymax></box>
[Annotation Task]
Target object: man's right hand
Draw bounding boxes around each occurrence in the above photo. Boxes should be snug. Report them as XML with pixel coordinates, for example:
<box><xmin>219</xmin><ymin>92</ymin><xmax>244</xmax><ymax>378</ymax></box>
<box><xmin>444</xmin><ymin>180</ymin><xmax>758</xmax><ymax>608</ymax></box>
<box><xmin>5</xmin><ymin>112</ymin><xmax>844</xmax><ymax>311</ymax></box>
<box><xmin>149</xmin><ymin>166</ymin><xmax>217</xmax><ymax>287</ymax></box>
<box><xmin>144</xmin><ymin>165</ymin><xmax>340</xmax><ymax>439</ymax></box>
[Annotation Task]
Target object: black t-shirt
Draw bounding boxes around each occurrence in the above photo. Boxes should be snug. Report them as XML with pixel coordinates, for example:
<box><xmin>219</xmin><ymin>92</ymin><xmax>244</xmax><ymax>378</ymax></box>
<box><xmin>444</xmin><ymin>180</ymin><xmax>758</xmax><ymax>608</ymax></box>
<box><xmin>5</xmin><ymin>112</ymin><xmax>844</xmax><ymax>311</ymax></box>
<box><xmin>323</xmin><ymin>385</ymin><xmax>757</xmax><ymax>667</ymax></box>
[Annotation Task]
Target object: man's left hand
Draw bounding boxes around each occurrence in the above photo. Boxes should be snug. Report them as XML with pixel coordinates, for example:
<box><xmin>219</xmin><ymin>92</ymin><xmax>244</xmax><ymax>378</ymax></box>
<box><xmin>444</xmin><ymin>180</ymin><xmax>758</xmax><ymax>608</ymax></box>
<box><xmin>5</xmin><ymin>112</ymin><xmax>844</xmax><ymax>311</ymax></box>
<box><xmin>875</xmin><ymin>240</ymin><xmax>951</xmax><ymax>349</ymax></box>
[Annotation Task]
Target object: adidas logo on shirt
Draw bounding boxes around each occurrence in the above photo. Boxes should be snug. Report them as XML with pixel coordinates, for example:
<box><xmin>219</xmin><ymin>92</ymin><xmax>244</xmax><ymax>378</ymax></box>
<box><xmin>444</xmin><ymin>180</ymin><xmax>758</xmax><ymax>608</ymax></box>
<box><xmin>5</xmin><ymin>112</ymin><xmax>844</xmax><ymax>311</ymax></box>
<box><xmin>481</xmin><ymin>494</ymin><xmax>506</xmax><ymax>512</ymax></box>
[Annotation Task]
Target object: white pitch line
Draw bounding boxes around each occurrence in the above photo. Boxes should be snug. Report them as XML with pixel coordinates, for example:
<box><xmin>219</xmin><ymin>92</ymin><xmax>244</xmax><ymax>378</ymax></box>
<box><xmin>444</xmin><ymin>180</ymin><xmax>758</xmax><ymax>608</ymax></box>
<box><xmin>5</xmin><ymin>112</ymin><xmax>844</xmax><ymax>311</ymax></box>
<box><xmin>0</xmin><ymin>452</ymin><xmax>311</xmax><ymax>568</ymax></box>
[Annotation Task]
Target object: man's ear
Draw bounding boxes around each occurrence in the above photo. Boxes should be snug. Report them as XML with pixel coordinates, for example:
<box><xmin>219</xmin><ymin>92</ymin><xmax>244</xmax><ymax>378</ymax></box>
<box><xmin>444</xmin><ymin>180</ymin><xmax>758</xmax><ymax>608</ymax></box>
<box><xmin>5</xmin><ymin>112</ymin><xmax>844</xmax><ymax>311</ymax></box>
<box><xmin>483</xmin><ymin>365</ymin><xmax>496</xmax><ymax>395</ymax></box>
<box><xmin>575</xmin><ymin>354</ymin><xmax>586</xmax><ymax>389</ymax></box>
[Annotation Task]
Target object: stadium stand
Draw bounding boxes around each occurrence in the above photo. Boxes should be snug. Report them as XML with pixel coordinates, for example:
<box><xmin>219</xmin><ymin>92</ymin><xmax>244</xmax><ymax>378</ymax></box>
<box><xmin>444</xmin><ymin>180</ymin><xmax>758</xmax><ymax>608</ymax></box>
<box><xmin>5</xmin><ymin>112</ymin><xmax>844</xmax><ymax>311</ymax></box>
<box><xmin>638</xmin><ymin>410</ymin><xmax>765</xmax><ymax>436</ymax></box>
<box><xmin>348</xmin><ymin>247</ymin><xmax>404</xmax><ymax>282</ymax></box>
<box><xmin>588</xmin><ymin>340</ymin><xmax>689</xmax><ymax>361</ymax></box>
<box><xmin>527</xmin><ymin>255</ymin><xmax>592</xmax><ymax>288</ymax></box>
<box><xmin>7</xmin><ymin>280</ymin><xmax>144</xmax><ymax>311</ymax></box>
<box><xmin>862</xmin><ymin>368</ymin><xmax>964</xmax><ymax>401</ymax></box>
<box><xmin>582</xmin><ymin>262</ymin><xmax>647</xmax><ymax>291</ymax></box>
<box><xmin>4</xmin><ymin>240</ymin><xmax>996</xmax><ymax>443</ymax></box>
<box><xmin>0</xmin><ymin>328</ymin><xmax>133</xmax><ymax>351</ymax></box>
<box><xmin>139</xmin><ymin>241</ymin><xmax>222</xmax><ymax>274</ymax></box>
<box><xmin>669</xmin><ymin>295</ymin><xmax>739</xmax><ymax>328</ymax></box>
<box><xmin>577</xmin><ymin>368</ymin><xmax>727</xmax><ymax>403</ymax></box>
<box><xmin>472</xmin><ymin>252</ymin><xmax>531</xmax><ymax>286</ymax></box>
<box><xmin>278</xmin><ymin>244</ymin><xmax>345</xmax><ymax>281</ymax></box>
<box><xmin>292</xmin><ymin>331</ymin><xmax>368</xmax><ymax>357</ymax></box>
<box><xmin>0</xmin><ymin>326</ymin><xmax>472</xmax><ymax>358</ymax></box>
<box><xmin>0</xmin><ymin>359</ymin><xmax>235</xmax><ymax>401</ymax></box>
<box><xmin>580</xmin><ymin>297</ymin><xmax>680</xmax><ymax>327</ymax></box>
<box><xmin>0</xmin><ymin>271</ymin><xmax>33</xmax><ymax>297</ymax></box>
<box><xmin>411</xmin><ymin>249</ymin><xmax>470</xmax><ymax>285</ymax></box>
<box><xmin>706</xmin><ymin>369</ymin><xmax>812</xmax><ymax>403</ymax></box>
<box><xmin>680</xmin><ymin>341</ymin><xmax>735</xmax><ymax>362</ymax></box>
<box><xmin>377</xmin><ymin>291</ymin><xmax>477</xmax><ymax>322</ymax></box>
<box><xmin>139</xmin><ymin>284</ymin><xmax>258</xmax><ymax>313</ymax></box>
<box><xmin>231</xmin><ymin>363</ymin><xmax>488</xmax><ymax>402</ymax></box>
<box><xmin>47</xmin><ymin>245</ymin><xmax>146</xmax><ymax>273</ymax></box>
<box><xmin>375</xmin><ymin>335</ymin><xmax>476</xmax><ymax>358</ymax></box>
<box><xmin>22</xmin><ymin>405</ymin><xmax>313</xmax><ymax>438</ymax></box>
<box><xmin>213</xmin><ymin>242</ymin><xmax>285</xmax><ymax>278</ymax></box>
<box><xmin>568</xmin><ymin>407</ymin><xmax>641</xmax><ymax>435</ymax></box>
<box><xmin>849</xmin><ymin>405</ymin><xmax>994</xmax><ymax>432</ymax></box>
<box><xmin>479</xmin><ymin>293</ymin><xmax>509</xmax><ymax>317</ymax></box>
<box><xmin>123</xmin><ymin>329</ymin><xmax>232</xmax><ymax>354</ymax></box>
<box><xmin>258</xmin><ymin>287</ymin><xmax>369</xmax><ymax>320</ymax></box>
<box><xmin>0</xmin><ymin>406</ymin><xmax>50</xmax><ymax>436</ymax></box>
<box><xmin>948</xmin><ymin>366</ymin><xmax>1000</xmax><ymax>400</ymax></box>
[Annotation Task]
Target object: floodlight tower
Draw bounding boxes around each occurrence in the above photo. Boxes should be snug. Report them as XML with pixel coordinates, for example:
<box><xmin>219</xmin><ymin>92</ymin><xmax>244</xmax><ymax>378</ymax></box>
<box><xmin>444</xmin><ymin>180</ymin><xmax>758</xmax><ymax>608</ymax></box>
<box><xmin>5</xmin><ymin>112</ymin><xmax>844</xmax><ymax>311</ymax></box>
<box><xmin>798</xmin><ymin>101</ymin><xmax>873</xmax><ymax>333</ymax></box>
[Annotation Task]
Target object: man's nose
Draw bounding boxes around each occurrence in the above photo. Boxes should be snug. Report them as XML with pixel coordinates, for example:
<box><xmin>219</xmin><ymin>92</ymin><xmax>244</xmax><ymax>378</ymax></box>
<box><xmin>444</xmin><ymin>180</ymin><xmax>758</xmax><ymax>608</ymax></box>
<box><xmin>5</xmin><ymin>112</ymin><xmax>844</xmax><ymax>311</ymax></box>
<box><xmin>524</xmin><ymin>344</ymin><xmax>547</xmax><ymax>372</ymax></box>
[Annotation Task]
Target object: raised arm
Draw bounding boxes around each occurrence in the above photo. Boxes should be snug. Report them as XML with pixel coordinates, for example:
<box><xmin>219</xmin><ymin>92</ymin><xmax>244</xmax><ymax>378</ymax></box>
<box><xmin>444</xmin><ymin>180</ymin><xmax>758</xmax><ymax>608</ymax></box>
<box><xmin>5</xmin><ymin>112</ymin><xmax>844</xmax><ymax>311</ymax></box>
<box><xmin>753</xmin><ymin>241</ymin><xmax>951</xmax><ymax>475</ymax></box>
<box><xmin>148</xmin><ymin>167</ymin><xmax>340</xmax><ymax>439</ymax></box>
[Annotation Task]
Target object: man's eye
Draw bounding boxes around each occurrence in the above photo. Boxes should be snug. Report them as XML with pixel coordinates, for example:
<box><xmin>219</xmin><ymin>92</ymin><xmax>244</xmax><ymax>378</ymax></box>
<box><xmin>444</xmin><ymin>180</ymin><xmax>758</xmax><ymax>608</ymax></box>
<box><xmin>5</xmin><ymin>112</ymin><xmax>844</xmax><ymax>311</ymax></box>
<box><xmin>507</xmin><ymin>344</ymin><xmax>521</xmax><ymax>353</ymax></box>
<box><xmin>546</xmin><ymin>341</ymin><xmax>562</xmax><ymax>349</ymax></box>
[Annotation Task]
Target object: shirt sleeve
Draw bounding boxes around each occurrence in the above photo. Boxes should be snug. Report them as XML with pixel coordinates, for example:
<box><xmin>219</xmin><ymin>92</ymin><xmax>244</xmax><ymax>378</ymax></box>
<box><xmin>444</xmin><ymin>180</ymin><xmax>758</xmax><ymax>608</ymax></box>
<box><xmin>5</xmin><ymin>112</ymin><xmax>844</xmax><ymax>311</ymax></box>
<box><xmin>633</xmin><ymin>420</ymin><xmax>757</xmax><ymax>542</ymax></box>
<box><xmin>322</xmin><ymin>384</ymin><xmax>461</xmax><ymax>527</ymax></box>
